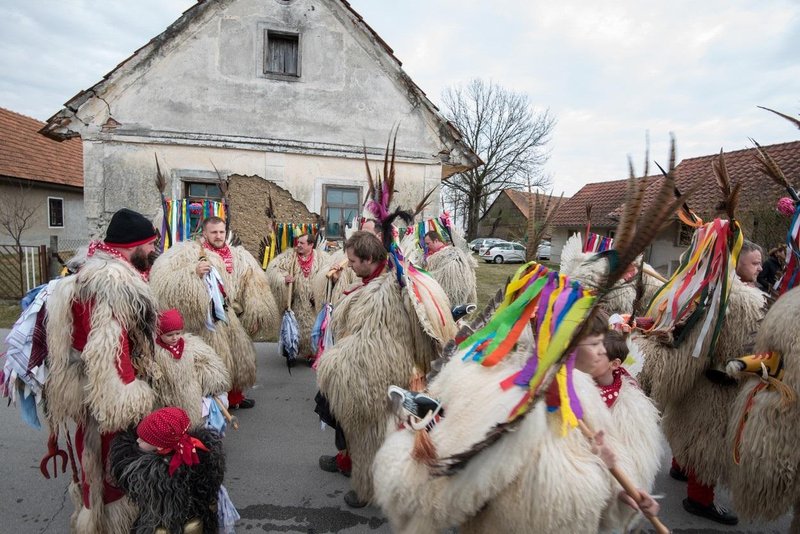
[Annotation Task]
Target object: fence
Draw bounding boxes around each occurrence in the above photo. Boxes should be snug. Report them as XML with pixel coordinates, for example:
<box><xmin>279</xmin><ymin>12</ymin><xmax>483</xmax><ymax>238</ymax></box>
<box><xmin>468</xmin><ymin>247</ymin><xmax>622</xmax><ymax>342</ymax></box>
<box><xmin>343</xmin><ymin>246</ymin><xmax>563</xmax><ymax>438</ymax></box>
<box><xmin>0</xmin><ymin>244</ymin><xmax>48</xmax><ymax>300</ymax></box>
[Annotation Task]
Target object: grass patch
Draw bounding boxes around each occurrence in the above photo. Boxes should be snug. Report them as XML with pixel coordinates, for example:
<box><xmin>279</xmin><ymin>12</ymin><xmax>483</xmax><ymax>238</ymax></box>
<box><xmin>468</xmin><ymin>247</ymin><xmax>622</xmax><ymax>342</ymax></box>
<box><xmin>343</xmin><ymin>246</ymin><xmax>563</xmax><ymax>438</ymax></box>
<box><xmin>0</xmin><ymin>300</ymin><xmax>21</xmax><ymax>329</ymax></box>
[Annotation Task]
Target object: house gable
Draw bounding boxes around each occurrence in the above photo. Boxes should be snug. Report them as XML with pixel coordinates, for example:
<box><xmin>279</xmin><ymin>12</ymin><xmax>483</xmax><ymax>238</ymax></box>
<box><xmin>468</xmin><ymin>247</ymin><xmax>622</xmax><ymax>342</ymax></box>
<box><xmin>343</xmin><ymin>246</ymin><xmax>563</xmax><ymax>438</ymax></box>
<box><xmin>41</xmin><ymin>0</ymin><xmax>479</xmax><ymax>176</ymax></box>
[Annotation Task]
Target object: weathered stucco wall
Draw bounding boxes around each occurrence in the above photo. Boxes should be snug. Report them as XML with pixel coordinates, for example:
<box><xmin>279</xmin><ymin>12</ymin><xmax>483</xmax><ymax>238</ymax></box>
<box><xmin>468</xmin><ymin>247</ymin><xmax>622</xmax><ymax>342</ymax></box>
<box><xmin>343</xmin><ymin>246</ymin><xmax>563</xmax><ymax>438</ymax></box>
<box><xmin>0</xmin><ymin>182</ymin><xmax>87</xmax><ymax>247</ymax></box>
<box><xmin>83</xmin><ymin>140</ymin><xmax>440</xmax><ymax>238</ymax></box>
<box><xmin>69</xmin><ymin>0</ymin><xmax>449</xmax><ymax>234</ymax></box>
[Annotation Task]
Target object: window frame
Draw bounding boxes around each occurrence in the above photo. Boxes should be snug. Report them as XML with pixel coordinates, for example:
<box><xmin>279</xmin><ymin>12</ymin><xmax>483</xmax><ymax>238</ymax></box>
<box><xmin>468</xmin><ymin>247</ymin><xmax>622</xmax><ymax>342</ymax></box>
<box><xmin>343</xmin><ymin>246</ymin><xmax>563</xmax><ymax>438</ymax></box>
<box><xmin>263</xmin><ymin>29</ymin><xmax>301</xmax><ymax>80</ymax></box>
<box><xmin>322</xmin><ymin>184</ymin><xmax>361</xmax><ymax>239</ymax></box>
<box><xmin>47</xmin><ymin>196</ymin><xmax>64</xmax><ymax>228</ymax></box>
<box><xmin>183</xmin><ymin>181</ymin><xmax>223</xmax><ymax>203</ymax></box>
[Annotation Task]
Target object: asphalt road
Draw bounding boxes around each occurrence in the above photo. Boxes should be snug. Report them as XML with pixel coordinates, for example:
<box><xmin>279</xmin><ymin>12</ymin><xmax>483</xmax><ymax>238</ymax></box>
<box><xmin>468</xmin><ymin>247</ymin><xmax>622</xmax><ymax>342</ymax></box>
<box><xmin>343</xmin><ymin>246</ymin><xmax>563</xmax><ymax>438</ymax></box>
<box><xmin>0</xmin><ymin>333</ymin><xmax>792</xmax><ymax>533</ymax></box>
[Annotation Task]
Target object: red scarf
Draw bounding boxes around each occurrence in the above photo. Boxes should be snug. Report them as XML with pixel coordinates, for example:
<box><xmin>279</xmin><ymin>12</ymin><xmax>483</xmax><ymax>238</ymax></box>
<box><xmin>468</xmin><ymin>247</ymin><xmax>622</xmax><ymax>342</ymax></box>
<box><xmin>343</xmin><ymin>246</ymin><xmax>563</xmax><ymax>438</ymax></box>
<box><xmin>202</xmin><ymin>241</ymin><xmax>233</xmax><ymax>273</ymax></box>
<box><xmin>343</xmin><ymin>259</ymin><xmax>388</xmax><ymax>295</ymax></box>
<box><xmin>598</xmin><ymin>367</ymin><xmax>637</xmax><ymax>407</ymax></box>
<box><xmin>297</xmin><ymin>251</ymin><xmax>314</xmax><ymax>278</ymax></box>
<box><xmin>156</xmin><ymin>337</ymin><xmax>185</xmax><ymax>359</ymax></box>
<box><xmin>87</xmin><ymin>241</ymin><xmax>149</xmax><ymax>281</ymax></box>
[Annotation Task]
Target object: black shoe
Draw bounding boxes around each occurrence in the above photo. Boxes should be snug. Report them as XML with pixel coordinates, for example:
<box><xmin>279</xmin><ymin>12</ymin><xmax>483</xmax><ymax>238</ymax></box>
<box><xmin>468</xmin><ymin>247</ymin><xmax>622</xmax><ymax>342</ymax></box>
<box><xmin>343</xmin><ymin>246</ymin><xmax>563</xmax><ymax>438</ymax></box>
<box><xmin>669</xmin><ymin>466</ymin><xmax>688</xmax><ymax>482</ymax></box>
<box><xmin>231</xmin><ymin>398</ymin><xmax>255</xmax><ymax>410</ymax></box>
<box><xmin>319</xmin><ymin>455</ymin><xmax>338</xmax><ymax>473</ymax></box>
<box><xmin>344</xmin><ymin>490</ymin><xmax>367</xmax><ymax>508</ymax></box>
<box><xmin>682</xmin><ymin>498</ymin><xmax>739</xmax><ymax>525</ymax></box>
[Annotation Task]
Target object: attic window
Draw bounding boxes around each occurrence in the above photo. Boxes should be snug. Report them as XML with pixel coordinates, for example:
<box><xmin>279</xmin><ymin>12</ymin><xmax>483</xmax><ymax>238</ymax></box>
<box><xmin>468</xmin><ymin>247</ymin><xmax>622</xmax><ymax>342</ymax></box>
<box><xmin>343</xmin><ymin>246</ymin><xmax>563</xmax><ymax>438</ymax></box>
<box><xmin>264</xmin><ymin>30</ymin><xmax>300</xmax><ymax>78</ymax></box>
<box><xmin>48</xmin><ymin>197</ymin><xmax>64</xmax><ymax>228</ymax></box>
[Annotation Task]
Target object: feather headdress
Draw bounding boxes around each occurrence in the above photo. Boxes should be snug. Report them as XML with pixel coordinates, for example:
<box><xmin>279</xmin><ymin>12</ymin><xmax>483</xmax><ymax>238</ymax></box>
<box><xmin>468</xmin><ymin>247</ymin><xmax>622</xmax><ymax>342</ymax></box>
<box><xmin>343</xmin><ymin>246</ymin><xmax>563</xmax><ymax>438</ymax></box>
<box><xmin>431</xmin><ymin>137</ymin><xmax>690</xmax><ymax>475</ymax></box>
<box><xmin>643</xmin><ymin>147</ymin><xmax>743</xmax><ymax>359</ymax></box>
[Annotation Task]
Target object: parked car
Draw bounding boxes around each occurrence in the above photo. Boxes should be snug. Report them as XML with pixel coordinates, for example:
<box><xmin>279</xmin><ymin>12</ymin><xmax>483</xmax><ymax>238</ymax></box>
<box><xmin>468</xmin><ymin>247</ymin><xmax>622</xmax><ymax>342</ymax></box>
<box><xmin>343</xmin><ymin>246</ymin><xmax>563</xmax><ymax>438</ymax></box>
<box><xmin>482</xmin><ymin>242</ymin><xmax>526</xmax><ymax>264</ymax></box>
<box><xmin>536</xmin><ymin>240</ymin><xmax>551</xmax><ymax>260</ymax></box>
<box><xmin>470</xmin><ymin>237</ymin><xmax>507</xmax><ymax>253</ymax></box>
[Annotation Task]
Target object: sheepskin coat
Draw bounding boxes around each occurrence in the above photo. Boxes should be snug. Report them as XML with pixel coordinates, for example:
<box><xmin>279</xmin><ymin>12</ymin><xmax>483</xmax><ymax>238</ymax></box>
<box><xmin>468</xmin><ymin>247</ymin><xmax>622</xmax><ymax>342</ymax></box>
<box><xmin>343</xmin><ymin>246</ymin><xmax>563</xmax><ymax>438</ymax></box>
<box><xmin>149</xmin><ymin>241</ymin><xmax>278</xmax><ymax>392</ymax></box>
<box><xmin>634</xmin><ymin>279</ymin><xmax>766</xmax><ymax>486</ymax></box>
<box><xmin>312</xmin><ymin>249</ymin><xmax>358</xmax><ymax>309</ymax></box>
<box><xmin>316</xmin><ymin>269</ymin><xmax>442</xmax><ymax>503</ymax></box>
<box><xmin>149</xmin><ymin>334</ymin><xmax>230</xmax><ymax>426</ymax></box>
<box><xmin>424</xmin><ymin>245</ymin><xmax>478</xmax><ymax>307</ymax></box>
<box><xmin>266</xmin><ymin>248</ymin><xmax>329</xmax><ymax>358</ymax></box>
<box><xmin>373</xmin><ymin>324</ymin><xmax>640</xmax><ymax>534</ymax></box>
<box><xmin>109</xmin><ymin>428</ymin><xmax>224</xmax><ymax>534</ymax></box>
<box><xmin>599</xmin><ymin>375</ymin><xmax>664</xmax><ymax>532</ymax></box>
<box><xmin>45</xmin><ymin>249</ymin><xmax>157</xmax><ymax>533</ymax></box>
<box><xmin>725</xmin><ymin>286</ymin><xmax>800</xmax><ymax>527</ymax></box>
<box><xmin>559</xmin><ymin>234</ymin><xmax>663</xmax><ymax>317</ymax></box>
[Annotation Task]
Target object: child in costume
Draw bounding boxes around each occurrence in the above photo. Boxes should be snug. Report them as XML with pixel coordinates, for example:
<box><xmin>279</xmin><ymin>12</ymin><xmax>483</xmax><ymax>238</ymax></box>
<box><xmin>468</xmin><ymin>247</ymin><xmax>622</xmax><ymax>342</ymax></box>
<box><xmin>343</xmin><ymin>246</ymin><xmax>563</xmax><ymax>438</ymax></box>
<box><xmin>150</xmin><ymin>309</ymin><xmax>231</xmax><ymax>427</ymax></box>
<box><xmin>575</xmin><ymin>327</ymin><xmax>664</xmax><ymax>531</ymax></box>
<box><xmin>109</xmin><ymin>407</ymin><xmax>238</xmax><ymax>534</ymax></box>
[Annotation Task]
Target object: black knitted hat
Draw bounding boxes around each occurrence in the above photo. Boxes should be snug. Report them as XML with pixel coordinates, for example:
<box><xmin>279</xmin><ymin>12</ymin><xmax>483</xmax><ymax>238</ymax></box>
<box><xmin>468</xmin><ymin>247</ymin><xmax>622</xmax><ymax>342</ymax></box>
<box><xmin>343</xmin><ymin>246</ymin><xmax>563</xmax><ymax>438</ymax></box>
<box><xmin>105</xmin><ymin>208</ymin><xmax>158</xmax><ymax>248</ymax></box>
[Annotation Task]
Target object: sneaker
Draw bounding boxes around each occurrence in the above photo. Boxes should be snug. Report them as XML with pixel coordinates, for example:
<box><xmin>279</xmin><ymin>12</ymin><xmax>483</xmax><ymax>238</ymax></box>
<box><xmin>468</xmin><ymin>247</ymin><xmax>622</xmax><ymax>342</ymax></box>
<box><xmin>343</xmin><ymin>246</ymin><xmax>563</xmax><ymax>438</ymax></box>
<box><xmin>231</xmin><ymin>397</ymin><xmax>255</xmax><ymax>410</ymax></box>
<box><xmin>669</xmin><ymin>466</ymin><xmax>688</xmax><ymax>482</ymax></box>
<box><xmin>682</xmin><ymin>498</ymin><xmax>739</xmax><ymax>525</ymax></box>
<box><xmin>344</xmin><ymin>490</ymin><xmax>368</xmax><ymax>508</ymax></box>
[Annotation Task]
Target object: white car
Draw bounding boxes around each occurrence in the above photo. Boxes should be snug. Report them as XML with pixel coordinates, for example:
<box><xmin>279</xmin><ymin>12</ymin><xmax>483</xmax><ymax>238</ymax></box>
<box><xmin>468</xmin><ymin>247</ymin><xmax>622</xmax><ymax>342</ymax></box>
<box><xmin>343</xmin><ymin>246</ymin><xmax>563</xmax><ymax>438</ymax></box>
<box><xmin>536</xmin><ymin>241</ymin><xmax>551</xmax><ymax>260</ymax></box>
<box><xmin>482</xmin><ymin>242</ymin><xmax>526</xmax><ymax>264</ymax></box>
<box><xmin>474</xmin><ymin>238</ymin><xmax>508</xmax><ymax>255</ymax></box>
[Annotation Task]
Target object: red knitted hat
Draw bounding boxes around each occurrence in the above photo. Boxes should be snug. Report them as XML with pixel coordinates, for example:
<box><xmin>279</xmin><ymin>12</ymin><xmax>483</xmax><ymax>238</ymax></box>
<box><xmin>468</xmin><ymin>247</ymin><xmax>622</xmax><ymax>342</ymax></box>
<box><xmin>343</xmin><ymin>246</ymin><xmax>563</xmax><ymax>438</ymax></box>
<box><xmin>158</xmin><ymin>308</ymin><xmax>184</xmax><ymax>334</ymax></box>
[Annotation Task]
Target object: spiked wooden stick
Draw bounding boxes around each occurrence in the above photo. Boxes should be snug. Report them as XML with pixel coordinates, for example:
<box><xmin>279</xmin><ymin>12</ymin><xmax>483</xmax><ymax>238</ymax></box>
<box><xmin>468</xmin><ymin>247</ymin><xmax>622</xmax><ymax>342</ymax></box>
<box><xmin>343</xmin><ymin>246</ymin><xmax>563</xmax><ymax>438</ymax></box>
<box><xmin>578</xmin><ymin>421</ymin><xmax>669</xmax><ymax>534</ymax></box>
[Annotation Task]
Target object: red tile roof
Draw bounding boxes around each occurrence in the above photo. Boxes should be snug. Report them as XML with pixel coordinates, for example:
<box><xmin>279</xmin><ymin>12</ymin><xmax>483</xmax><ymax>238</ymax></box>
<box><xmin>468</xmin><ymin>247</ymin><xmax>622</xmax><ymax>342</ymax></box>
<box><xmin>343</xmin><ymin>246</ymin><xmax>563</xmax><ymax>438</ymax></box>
<box><xmin>671</xmin><ymin>140</ymin><xmax>800</xmax><ymax>220</ymax></box>
<box><xmin>0</xmin><ymin>107</ymin><xmax>83</xmax><ymax>188</ymax></box>
<box><xmin>551</xmin><ymin>178</ymin><xmax>655</xmax><ymax>227</ymax></box>
<box><xmin>504</xmin><ymin>189</ymin><xmax>569</xmax><ymax>219</ymax></box>
<box><xmin>554</xmin><ymin>139</ymin><xmax>800</xmax><ymax>227</ymax></box>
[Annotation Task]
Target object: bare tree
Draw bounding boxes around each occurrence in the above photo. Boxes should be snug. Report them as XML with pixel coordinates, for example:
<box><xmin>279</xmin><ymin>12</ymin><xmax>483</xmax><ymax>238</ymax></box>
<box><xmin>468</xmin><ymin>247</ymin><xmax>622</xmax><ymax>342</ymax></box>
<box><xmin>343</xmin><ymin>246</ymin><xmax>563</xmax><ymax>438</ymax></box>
<box><xmin>441</xmin><ymin>79</ymin><xmax>555</xmax><ymax>239</ymax></box>
<box><xmin>0</xmin><ymin>181</ymin><xmax>38</xmax><ymax>248</ymax></box>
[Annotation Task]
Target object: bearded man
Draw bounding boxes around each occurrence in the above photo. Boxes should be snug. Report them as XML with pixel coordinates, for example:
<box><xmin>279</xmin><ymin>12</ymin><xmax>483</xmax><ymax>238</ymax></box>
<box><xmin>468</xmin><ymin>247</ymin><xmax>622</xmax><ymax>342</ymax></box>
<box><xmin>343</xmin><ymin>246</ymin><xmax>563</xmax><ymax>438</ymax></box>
<box><xmin>422</xmin><ymin>230</ymin><xmax>477</xmax><ymax>307</ymax></box>
<box><xmin>149</xmin><ymin>216</ymin><xmax>277</xmax><ymax>410</ymax></box>
<box><xmin>45</xmin><ymin>208</ymin><xmax>160</xmax><ymax>533</ymax></box>
<box><xmin>266</xmin><ymin>232</ymin><xmax>328</xmax><ymax>364</ymax></box>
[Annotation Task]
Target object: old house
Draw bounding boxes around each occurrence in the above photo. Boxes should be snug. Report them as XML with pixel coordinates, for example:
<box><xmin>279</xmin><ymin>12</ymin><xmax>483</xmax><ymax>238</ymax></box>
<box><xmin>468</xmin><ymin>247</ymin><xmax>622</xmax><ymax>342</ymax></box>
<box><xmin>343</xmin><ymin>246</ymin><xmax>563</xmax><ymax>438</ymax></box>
<box><xmin>41</xmin><ymin>0</ymin><xmax>480</xmax><ymax>251</ymax></box>
<box><xmin>550</xmin><ymin>140</ymin><xmax>800</xmax><ymax>274</ymax></box>
<box><xmin>0</xmin><ymin>107</ymin><xmax>86</xmax><ymax>247</ymax></box>
<box><xmin>476</xmin><ymin>189</ymin><xmax>568</xmax><ymax>241</ymax></box>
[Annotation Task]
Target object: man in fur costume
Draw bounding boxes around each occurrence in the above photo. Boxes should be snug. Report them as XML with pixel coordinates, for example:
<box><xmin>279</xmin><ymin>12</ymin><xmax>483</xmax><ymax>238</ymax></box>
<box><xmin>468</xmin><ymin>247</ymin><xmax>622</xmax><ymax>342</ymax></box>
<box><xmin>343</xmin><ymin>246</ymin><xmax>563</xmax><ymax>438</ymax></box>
<box><xmin>149</xmin><ymin>309</ymin><xmax>231</xmax><ymax>426</ymax></box>
<box><xmin>316</xmin><ymin>230</ymin><xmax>452</xmax><ymax>508</ymax></box>
<box><xmin>109</xmin><ymin>407</ymin><xmax>228</xmax><ymax>534</ymax></box>
<box><xmin>149</xmin><ymin>216</ymin><xmax>278</xmax><ymax>410</ymax></box>
<box><xmin>45</xmin><ymin>208</ymin><xmax>161</xmax><ymax>533</ymax></box>
<box><xmin>723</xmin><ymin>285</ymin><xmax>800</xmax><ymax>530</ymax></box>
<box><xmin>266</xmin><ymin>232</ymin><xmax>329</xmax><ymax>363</ymax></box>
<box><xmin>634</xmin><ymin>233</ymin><xmax>766</xmax><ymax>524</ymax></box>
<box><xmin>422</xmin><ymin>229</ymin><xmax>478</xmax><ymax>307</ymax></box>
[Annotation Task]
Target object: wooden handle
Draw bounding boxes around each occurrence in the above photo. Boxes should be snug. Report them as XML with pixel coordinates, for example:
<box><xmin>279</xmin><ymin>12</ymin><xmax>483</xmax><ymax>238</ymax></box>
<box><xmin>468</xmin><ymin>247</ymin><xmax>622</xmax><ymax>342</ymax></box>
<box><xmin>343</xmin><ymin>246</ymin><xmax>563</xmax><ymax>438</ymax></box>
<box><xmin>578</xmin><ymin>421</ymin><xmax>670</xmax><ymax>534</ymax></box>
<box><xmin>642</xmin><ymin>265</ymin><xmax>668</xmax><ymax>283</ymax></box>
<box><xmin>326</xmin><ymin>258</ymin><xmax>349</xmax><ymax>278</ymax></box>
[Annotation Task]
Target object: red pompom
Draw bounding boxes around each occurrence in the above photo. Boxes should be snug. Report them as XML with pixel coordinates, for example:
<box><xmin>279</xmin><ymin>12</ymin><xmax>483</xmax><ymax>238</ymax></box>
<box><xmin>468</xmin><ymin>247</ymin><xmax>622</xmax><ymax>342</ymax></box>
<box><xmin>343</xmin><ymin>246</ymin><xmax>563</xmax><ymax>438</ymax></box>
<box><xmin>777</xmin><ymin>197</ymin><xmax>796</xmax><ymax>218</ymax></box>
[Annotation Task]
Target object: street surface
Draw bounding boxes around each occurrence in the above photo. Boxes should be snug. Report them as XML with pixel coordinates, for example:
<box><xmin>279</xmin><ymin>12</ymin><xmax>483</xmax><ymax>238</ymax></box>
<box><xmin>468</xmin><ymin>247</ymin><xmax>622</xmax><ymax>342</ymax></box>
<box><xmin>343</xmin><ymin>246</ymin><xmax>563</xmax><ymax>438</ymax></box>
<box><xmin>0</xmin><ymin>332</ymin><xmax>792</xmax><ymax>533</ymax></box>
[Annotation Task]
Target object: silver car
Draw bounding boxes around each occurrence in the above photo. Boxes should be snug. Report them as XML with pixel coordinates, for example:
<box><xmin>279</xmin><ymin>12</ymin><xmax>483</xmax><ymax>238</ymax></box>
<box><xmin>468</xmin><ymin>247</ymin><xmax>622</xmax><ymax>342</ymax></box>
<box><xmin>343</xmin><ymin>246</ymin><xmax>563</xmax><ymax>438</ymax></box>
<box><xmin>482</xmin><ymin>242</ymin><xmax>526</xmax><ymax>264</ymax></box>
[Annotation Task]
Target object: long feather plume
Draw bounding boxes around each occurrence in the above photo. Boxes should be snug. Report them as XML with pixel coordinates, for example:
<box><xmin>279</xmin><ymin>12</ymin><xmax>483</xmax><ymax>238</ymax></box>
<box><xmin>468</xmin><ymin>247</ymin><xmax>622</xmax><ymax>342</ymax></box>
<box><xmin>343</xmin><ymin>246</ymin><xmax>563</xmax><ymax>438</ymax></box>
<box><xmin>433</xmin><ymin>137</ymin><xmax>693</xmax><ymax>475</ymax></box>
<box><xmin>526</xmin><ymin>190</ymin><xmax>563</xmax><ymax>262</ymax></box>
<box><xmin>154</xmin><ymin>154</ymin><xmax>166</xmax><ymax>194</ymax></box>
<box><xmin>758</xmin><ymin>106</ymin><xmax>800</xmax><ymax>130</ymax></box>
<box><xmin>711</xmin><ymin>150</ymin><xmax>741</xmax><ymax>221</ymax></box>
<box><xmin>413</xmin><ymin>187</ymin><xmax>437</xmax><ymax>218</ymax></box>
<box><xmin>751</xmin><ymin>138</ymin><xmax>799</xmax><ymax>202</ymax></box>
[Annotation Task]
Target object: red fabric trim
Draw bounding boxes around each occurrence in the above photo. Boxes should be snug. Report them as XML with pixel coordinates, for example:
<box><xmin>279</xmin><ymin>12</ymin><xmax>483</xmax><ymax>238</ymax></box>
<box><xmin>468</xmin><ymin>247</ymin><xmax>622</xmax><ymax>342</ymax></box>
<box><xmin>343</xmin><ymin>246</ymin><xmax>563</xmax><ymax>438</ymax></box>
<box><xmin>103</xmin><ymin>235</ymin><xmax>157</xmax><ymax>249</ymax></box>
<box><xmin>228</xmin><ymin>389</ymin><xmax>245</xmax><ymax>406</ymax></box>
<box><xmin>70</xmin><ymin>299</ymin><xmax>134</xmax><ymax>384</ymax></box>
<box><xmin>156</xmin><ymin>337</ymin><xmax>185</xmax><ymax>359</ymax></box>
<box><xmin>687</xmin><ymin>468</ymin><xmax>715</xmax><ymax>506</ymax></box>
<box><xmin>203</xmin><ymin>241</ymin><xmax>234</xmax><ymax>273</ymax></box>
<box><xmin>343</xmin><ymin>259</ymin><xmax>388</xmax><ymax>296</ymax></box>
<box><xmin>76</xmin><ymin>426</ymin><xmax>125</xmax><ymax>508</ymax></box>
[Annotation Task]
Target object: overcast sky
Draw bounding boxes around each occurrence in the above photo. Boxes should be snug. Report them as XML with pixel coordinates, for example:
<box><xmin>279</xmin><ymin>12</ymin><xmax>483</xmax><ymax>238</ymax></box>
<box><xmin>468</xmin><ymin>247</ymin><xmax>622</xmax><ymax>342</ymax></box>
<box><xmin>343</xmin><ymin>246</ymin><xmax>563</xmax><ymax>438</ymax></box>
<box><xmin>1</xmin><ymin>0</ymin><xmax>798</xmax><ymax>195</ymax></box>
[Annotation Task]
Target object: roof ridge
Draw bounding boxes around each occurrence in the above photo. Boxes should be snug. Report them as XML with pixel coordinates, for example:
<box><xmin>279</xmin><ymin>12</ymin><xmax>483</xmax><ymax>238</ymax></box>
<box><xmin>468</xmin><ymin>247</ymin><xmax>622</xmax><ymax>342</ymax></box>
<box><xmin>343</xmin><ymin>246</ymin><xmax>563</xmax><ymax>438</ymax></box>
<box><xmin>679</xmin><ymin>139</ymin><xmax>800</xmax><ymax>163</ymax></box>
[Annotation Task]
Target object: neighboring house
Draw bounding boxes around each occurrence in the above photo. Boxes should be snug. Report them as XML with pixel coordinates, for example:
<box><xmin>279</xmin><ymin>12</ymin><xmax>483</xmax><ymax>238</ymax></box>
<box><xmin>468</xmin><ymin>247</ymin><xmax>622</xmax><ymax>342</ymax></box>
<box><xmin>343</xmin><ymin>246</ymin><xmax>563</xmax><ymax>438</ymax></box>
<box><xmin>41</xmin><ymin>0</ymin><xmax>480</xmax><ymax>250</ymax></box>
<box><xmin>0</xmin><ymin>107</ymin><xmax>86</xmax><ymax>247</ymax></box>
<box><xmin>476</xmin><ymin>189</ymin><xmax>569</xmax><ymax>241</ymax></box>
<box><xmin>551</xmin><ymin>140</ymin><xmax>800</xmax><ymax>274</ymax></box>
